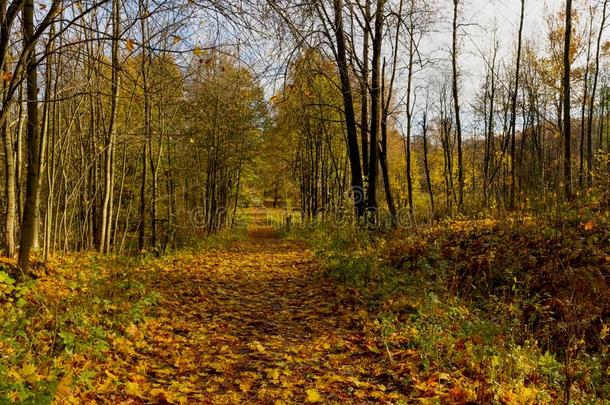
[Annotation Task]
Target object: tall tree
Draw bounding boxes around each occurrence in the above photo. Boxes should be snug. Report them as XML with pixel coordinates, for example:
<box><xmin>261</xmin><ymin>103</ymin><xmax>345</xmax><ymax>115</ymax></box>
<box><xmin>139</xmin><ymin>0</ymin><xmax>151</xmax><ymax>251</ymax></box>
<box><xmin>332</xmin><ymin>0</ymin><xmax>364</xmax><ymax>218</ymax></box>
<box><xmin>360</xmin><ymin>0</ymin><xmax>370</xmax><ymax>179</ymax></box>
<box><xmin>402</xmin><ymin>0</ymin><xmax>415</xmax><ymax>218</ymax></box>
<box><xmin>587</xmin><ymin>0</ymin><xmax>607</xmax><ymax>188</ymax></box>
<box><xmin>100</xmin><ymin>0</ymin><xmax>121</xmax><ymax>253</ymax></box>
<box><xmin>379</xmin><ymin>0</ymin><xmax>406</xmax><ymax>226</ymax></box>
<box><xmin>367</xmin><ymin>0</ymin><xmax>385</xmax><ymax>216</ymax></box>
<box><xmin>509</xmin><ymin>0</ymin><xmax>525</xmax><ymax>208</ymax></box>
<box><xmin>563</xmin><ymin>0</ymin><xmax>573</xmax><ymax>200</ymax></box>
<box><xmin>451</xmin><ymin>0</ymin><xmax>464</xmax><ymax>210</ymax></box>
<box><xmin>483</xmin><ymin>37</ymin><xmax>498</xmax><ymax>206</ymax></box>
<box><xmin>18</xmin><ymin>0</ymin><xmax>42</xmax><ymax>272</ymax></box>
<box><xmin>421</xmin><ymin>108</ymin><xmax>435</xmax><ymax>216</ymax></box>
<box><xmin>579</xmin><ymin>6</ymin><xmax>593</xmax><ymax>192</ymax></box>
<box><xmin>0</xmin><ymin>0</ymin><xmax>16</xmax><ymax>257</ymax></box>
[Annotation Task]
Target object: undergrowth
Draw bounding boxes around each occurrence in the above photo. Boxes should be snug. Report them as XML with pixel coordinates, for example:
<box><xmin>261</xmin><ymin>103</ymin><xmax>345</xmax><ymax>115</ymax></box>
<box><xmin>0</xmin><ymin>228</ymin><xmax>246</xmax><ymax>403</ymax></box>
<box><xmin>0</xmin><ymin>254</ymin><xmax>162</xmax><ymax>403</ymax></box>
<box><xmin>288</xmin><ymin>209</ymin><xmax>610</xmax><ymax>403</ymax></box>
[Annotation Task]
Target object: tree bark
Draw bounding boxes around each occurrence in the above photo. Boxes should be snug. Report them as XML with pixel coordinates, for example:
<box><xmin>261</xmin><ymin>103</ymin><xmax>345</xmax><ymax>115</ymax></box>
<box><xmin>100</xmin><ymin>0</ymin><xmax>120</xmax><ymax>253</ymax></box>
<box><xmin>18</xmin><ymin>0</ymin><xmax>41</xmax><ymax>273</ymax></box>
<box><xmin>509</xmin><ymin>0</ymin><xmax>525</xmax><ymax>209</ymax></box>
<box><xmin>2</xmin><ymin>99</ymin><xmax>16</xmax><ymax>257</ymax></box>
<box><xmin>451</xmin><ymin>0</ymin><xmax>464</xmax><ymax>210</ymax></box>
<box><xmin>332</xmin><ymin>0</ymin><xmax>364</xmax><ymax>218</ymax></box>
<box><xmin>367</xmin><ymin>0</ymin><xmax>385</xmax><ymax>216</ymax></box>
<box><xmin>421</xmin><ymin>111</ymin><xmax>435</xmax><ymax>216</ymax></box>
<box><xmin>563</xmin><ymin>0</ymin><xmax>573</xmax><ymax>200</ymax></box>
<box><xmin>360</xmin><ymin>0</ymin><xmax>370</xmax><ymax>179</ymax></box>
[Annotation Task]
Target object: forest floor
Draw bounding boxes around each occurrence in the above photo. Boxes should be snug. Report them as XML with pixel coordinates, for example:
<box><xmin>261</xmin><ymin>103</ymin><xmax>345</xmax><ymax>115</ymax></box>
<box><xmin>2</xmin><ymin>210</ymin><xmax>609</xmax><ymax>403</ymax></box>
<box><xmin>82</xmin><ymin>227</ymin><xmax>407</xmax><ymax>404</ymax></box>
<box><xmin>2</xmin><ymin>225</ymin><xmax>415</xmax><ymax>404</ymax></box>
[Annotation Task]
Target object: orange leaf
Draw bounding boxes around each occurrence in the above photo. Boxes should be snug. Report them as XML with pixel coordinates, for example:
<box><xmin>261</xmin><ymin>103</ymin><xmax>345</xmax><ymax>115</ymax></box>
<box><xmin>126</xmin><ymin>39</ymin><xmax>135</xmax><ymax>52</ymax></box>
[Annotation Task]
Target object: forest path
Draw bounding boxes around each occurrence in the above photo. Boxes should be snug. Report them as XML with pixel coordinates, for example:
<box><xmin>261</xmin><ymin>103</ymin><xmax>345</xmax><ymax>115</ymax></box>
<box><xmin>108</xmin><ymin>226</ymin><xmax>406</xmax><ymax>404</ymax></box>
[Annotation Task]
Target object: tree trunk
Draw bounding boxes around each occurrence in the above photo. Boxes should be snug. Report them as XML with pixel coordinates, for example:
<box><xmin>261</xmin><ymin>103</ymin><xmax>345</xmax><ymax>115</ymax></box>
<box><xmin>404</xmin><ymin>4</ymin><xmax>414</xmax><ymax>217</ymax></box>
<box><xmin>563</xmin><ymin>0</ymin><xmax>573</xmax><ymax>200</ymax></box>
<box><xmin>579</xmin><ymin>8</ymin><xmax>593</xmax><ymax>192</ymax></box>
<box><xmin>587</xmin><ymin>0</ymin><xmax>607</xmax><ymax>188</ymax></box>
<box><xmin>360</xmin><ymin>0</ymin><xmax>370</xmax><ymax>179</ymax></box>
<box><xmin>484</xmin><ymin>43</ymin><xmax>497</xmax><ymax>207</ymax></box>
<box><xmin>509</xmin><ymin>0</ymin><xmax>525</xmax><ymax>209</ymax></box>
<box><xmin>421</xmin><ymin>111</ymin><xmax>435</xmax><ymax>216</ymax></box>
<box><xmin>18</xmin><ymin>0</ymin><xmax>41</xmax><ymax>273</ymax></box>
<box><xmin>100</xmin><ymin>0</ymin><xmax>120</xmax><ymax>253</ymax></box>
<box><xmin>1</xmin><ymin>41</ymin><xmax>16</xmax><ymax>257</ymax></box>
<box><xmin>379</xmin><ymin>71</ymin><xmax>396</xmax><ymax>226</ymax></box>
<box><xmin>452</xmin><ymin>0</ymin><xmax>464</xmax><ymax>210</ymax></box>
<box><xmin>332</xmin><ymin>0</ymin><xmax>364</xmax><ymax>218</ymax></box>
<box><xmin>367</xmin><ymin>0</ymin><xmax>384</xmax><ymax>216</ymax></box>
<box><xmin>2</xmin><ymin>103</ymin><xmax>16</xmax><ymax>257</ymax></box>
<box><xmin>138</xmin><ymin>0</ymin><xmax>149</xmax><ymax>252</ymax></box>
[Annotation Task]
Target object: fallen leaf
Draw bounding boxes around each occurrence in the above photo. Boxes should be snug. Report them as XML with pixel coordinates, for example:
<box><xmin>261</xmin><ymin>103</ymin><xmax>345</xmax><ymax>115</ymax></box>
<box><xmin>55</xmin><ymin>374</ymin><xmax>73</xmax><ymax>398</ymax></box>
<box><xmin>305</xmin><ymin>388</ymin><xmax>321</xmax><ymax>403</ymax></box>
<box><xmin>125</xmin><ymin>381</ymin><xmax>142</xmax><ymax>398</ymax></box>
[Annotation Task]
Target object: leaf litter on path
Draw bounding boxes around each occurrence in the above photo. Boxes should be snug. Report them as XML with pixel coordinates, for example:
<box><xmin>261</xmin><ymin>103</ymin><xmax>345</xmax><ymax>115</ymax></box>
<box><xmin>77</xmin><ymin>227</ymin><xmax>407</xmax><ymax>404</ymax></box>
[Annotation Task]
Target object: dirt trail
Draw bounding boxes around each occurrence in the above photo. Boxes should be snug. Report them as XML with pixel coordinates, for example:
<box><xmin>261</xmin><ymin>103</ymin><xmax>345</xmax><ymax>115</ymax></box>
<box><xmin>101</xmin><ymin>226</ymin><xmax>406</xmax><ymax>404</ymax></box>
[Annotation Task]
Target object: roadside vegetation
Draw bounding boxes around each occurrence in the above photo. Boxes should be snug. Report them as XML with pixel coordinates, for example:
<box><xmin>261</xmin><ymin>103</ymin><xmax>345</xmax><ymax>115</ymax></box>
<box><xmin>288</xmin><ymin>204</ymin><xmax>610</xmax><ymax>403</ymax></box>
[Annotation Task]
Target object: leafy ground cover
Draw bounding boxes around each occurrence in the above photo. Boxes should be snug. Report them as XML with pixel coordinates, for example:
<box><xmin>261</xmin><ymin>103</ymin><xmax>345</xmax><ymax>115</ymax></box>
<box><xmin>294</xmin><ymin>208</ymin><xmax>610</xmax><ymax>403</ymax></box>
<box><xmin>1</xmin><ymin>227</ymin><xmax>406</xmax><ymax>404</ymax></box>
<box><xmin>1</xmin><ymin>209</ymin><xmax>609</xmax><ymax>404</ymax></box>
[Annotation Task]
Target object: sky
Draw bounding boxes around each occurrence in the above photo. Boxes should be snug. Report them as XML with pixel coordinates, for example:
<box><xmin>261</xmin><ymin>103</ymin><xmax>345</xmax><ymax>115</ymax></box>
<box><xmin>415</xmin><ymin>0</ymin><xmax>602</xmax><ymax>130</ymax></box>
<box><xmin>463</xmin><ymin>0</ymin><xmax>564</xmax><ymax>58</ymax></box>
<box><xmin>461</xmin><ymin>0</ymin><xmax>562</xmax><ymax>107</ymax></box>
<box><xmin>240</xmin><ymin>0</ymin><xmax>604</xmax><ymax>130</ymax></box>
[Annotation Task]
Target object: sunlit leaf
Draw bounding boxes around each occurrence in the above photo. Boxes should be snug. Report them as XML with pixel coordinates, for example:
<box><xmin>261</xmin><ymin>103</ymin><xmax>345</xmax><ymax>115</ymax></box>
<box><xmin>305</xmin><ymin>389</ymin><xmax>321</xmax><ymax>403</ymax></box>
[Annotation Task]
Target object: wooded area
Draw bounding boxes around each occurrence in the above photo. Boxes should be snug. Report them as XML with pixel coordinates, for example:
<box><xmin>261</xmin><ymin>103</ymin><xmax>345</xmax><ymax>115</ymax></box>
<box><xmin>1</xmin><ymin>0</ymin><xmax>608</xmax><ymax>268</ymax></box>
<box><xmin>1</xmin><ymin>0</ymin><xmax>610</xmax><ymax>402</ymax></box>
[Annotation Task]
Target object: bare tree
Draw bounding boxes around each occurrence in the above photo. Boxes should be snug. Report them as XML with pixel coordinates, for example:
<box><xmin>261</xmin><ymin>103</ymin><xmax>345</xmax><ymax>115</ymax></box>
<box><xmin>587</xmin><ymin>0</ymin><xmax>608</xmax><ymax>188</ymax></box>
<box><xmin>451</xmin><ymin>0</ymin><xmax>464</xmax><ymax>210</ymax></box>
<box><xmin>509</xmin><ymin>0</ymin><xmax>525</xmax><ymax>208</ymax></box>
<box><xmin>563</xmin><ymin>0</ymin><xmax>573</xmax><ymax>200</ymax></box>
